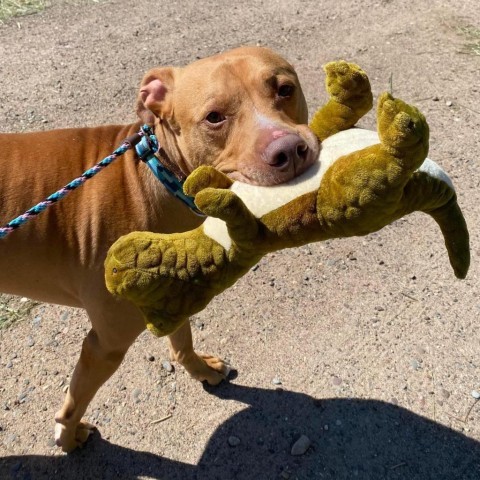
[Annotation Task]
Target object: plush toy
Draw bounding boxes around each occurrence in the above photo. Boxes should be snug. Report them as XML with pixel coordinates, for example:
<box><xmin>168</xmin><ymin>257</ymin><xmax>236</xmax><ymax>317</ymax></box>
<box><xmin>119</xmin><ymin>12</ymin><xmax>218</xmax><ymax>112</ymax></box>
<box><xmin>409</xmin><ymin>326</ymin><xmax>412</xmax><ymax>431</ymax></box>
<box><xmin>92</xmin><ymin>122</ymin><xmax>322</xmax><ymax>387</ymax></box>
<box><xmin>105</xmin><ymin>62</ymin><xmax>470</xmax><ymax>337</ymax></box>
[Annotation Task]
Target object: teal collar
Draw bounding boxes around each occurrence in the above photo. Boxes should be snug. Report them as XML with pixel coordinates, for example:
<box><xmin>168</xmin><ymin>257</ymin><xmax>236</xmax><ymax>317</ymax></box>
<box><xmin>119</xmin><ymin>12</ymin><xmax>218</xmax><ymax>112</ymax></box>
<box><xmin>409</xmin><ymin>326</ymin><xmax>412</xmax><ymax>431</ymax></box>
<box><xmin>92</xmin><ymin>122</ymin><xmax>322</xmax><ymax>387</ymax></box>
<box><xmin>135</xmin><ymin>129</ymin><xmax>204</xmax><ymax>217</ymax></box>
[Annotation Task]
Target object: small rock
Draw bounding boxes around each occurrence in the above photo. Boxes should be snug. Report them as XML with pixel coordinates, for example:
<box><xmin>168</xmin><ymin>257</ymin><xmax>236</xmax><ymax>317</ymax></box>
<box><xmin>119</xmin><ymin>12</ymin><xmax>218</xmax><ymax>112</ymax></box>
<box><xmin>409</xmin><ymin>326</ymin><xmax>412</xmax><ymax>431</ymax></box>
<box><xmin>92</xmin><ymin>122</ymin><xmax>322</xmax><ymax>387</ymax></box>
<box><xmin>375</xmin><ymin>306</ymin><xmax>385</xmax><ymax>312</ymax></box>
<box><xmin>332</xmin><ymin>376</ymin><xmax>342</xmax><ymax>386</ymax></box>
<box><xmin>410</xmin><ymin>359</ymin><xmax>421</xmax><ymax>371</ymax></box>
<box><xmin>27</xmin><ymin>336</ymin><xmax>35</xmax><ymax>347</ymax></box>
<box><xmin>291</xmin><ymin>434</ymin><xmax>311</xmax><ymax>456</ymax></box>
<box><xmin>147</xmin><ymin>355</ymin><xmax>155</xmax><ymax>362</ymax></box>
<box><xmin>432</xmin><ymin>96</ymin><xmax>440</xmax><ymax>101</ymax></box>
<box><xmin>228</xmin><ymin>435</ymin><xmax>241</xmax><ymax>447</ymax></box>
<box><xmin>324</xmin><ymin>424</ymin><xmax>329</xmax><ymax>431</ymax></box>
<box><xmin>472</xmin><ymin>390</ymin><xmax>480</xmax><ymax>399</ymax></box>
<box><xmin>251</xmin><ymin>264</ymin><xmax>260</xmax><ymax>272</ymax></box>
<box><xmin>20</xmin><ymin>297</ymin><xmax>28</xmax><ymax>303</ymax></box>
<box><xmin>440</xmin><ymin>388</ymin><xmax>451</xmax><ymax>400</ymax></box>
<box><xmin>280</xmin><ymin>469</ymin><xmax>291</xmax><ymax>479</ymax></box>
<box><xmin>47</xmin><ymin>438</ymin><xmax>57</xmax><ymax>448</ymax></box>
<box><xmin>132</xmin><ymin>388</ymin><xmax>142</xmax><ymax>403</ymax></box>
<box><xmin>162</xmin><ymin>361</ymin><xmax>173</xmax><ymax>372</ymax></box>
<box><xmin>446</xmin><ymin>100</ymin><xmax>453</xmax><ymax>107</ymax></box>
<box><xmin>5</xmin><ymin>433</ymin><xmax>18</xmax><ymax>445</ymax></box>
<box><xmin>272</xmin><ymin>378</ymin><xmax>282</xmax><ymax>385</ymax></box>
<box><xmin>335</xmin><ymin>419</ymin><xmax>342</xmax><ymax>426</ymax></box>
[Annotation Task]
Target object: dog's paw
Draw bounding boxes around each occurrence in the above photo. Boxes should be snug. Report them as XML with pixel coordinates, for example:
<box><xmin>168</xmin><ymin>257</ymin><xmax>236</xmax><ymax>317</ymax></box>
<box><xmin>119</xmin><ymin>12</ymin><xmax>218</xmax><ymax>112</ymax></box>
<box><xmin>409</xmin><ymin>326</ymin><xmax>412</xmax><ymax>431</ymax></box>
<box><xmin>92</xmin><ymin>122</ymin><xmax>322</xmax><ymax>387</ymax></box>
<box><xmin>324</xmin><ymin>60</ymin><xmax>373</xmax><ymax>112</ymax></box>
<box><xmin>54</xmin><ymin>420</ymin><xmax>96</xmax><ymax>453</ymax></box>
<box><xmin>173</xmin><ymin>351</ymin><xmax>231</xmax><ymax>386</ymax></box>
<box><xmin>377</xmin><ymin>92</ymin><xmax>429</xmax><ymax>155</ymax></box>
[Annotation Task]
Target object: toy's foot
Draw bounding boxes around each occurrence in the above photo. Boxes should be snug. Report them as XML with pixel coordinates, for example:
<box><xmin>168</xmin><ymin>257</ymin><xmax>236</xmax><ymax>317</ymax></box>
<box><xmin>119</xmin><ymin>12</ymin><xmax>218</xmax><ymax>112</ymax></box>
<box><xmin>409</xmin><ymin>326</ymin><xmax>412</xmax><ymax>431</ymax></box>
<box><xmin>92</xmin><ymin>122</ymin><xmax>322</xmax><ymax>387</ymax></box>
<box><xmin>172</xmin><ymin>351</ymin><xmax>231</xmax><ymax>385</ymax></box>
<box><xmin>54</xmin><ymin>420</ymin><xmax>96</xmax><ymax>453</ymax></box>
<box><xmin>377</xmin><ymin>92</ymin><xmax>429</xmax><ymax>157</ymax></box>
<box><xmin>324</xmin><ymin>60</ymin><xmax>373</xmax><ymax>114</ymax></box>
<box><xmin>184</xmin><ymin>166</ymin><xmax>233</xmax><ymax>197</ymax></box>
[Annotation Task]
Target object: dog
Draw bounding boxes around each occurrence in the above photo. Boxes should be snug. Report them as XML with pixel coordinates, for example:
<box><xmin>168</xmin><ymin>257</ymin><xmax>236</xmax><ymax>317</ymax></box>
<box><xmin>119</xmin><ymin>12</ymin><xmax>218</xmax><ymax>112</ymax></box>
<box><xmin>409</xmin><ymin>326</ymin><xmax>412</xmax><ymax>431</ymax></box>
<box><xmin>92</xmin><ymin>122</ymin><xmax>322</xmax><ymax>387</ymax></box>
<box><xmin>0</xmin><ymin>46</ymin><xmax>319</xmax><ymax>452</ymax></box>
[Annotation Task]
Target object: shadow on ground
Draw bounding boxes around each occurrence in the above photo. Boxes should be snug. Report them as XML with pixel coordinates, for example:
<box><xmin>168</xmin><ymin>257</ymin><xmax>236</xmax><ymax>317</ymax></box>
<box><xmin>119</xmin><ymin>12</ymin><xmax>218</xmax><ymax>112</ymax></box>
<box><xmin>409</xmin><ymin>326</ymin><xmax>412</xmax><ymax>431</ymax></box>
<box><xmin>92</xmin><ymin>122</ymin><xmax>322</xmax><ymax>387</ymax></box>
<box><xmin>1</xmin><ymin>382</ymin><xmax>479</xmax><ymax>480</ymax></box>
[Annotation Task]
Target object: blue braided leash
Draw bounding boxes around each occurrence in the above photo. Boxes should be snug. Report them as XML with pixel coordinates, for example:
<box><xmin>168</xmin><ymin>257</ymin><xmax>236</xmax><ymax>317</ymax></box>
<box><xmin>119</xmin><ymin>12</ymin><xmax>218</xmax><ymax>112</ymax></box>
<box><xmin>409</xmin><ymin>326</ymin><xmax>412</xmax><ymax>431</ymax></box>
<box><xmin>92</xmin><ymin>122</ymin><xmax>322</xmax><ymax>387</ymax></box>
<box><xmin>0</xmin><ymin>124</ymin><xmax>202</xmax><ymax>239</ymax></box>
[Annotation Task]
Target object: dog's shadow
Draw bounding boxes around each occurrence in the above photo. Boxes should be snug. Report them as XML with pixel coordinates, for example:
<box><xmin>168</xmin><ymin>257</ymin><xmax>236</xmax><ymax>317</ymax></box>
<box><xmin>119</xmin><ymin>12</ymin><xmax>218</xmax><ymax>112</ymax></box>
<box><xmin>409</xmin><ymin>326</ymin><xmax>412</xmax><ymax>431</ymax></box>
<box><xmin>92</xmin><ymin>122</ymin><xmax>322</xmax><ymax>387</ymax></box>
<box><xmin>1</xmin><ymin>382</ymin><xmax>479</xmax><ymax>479</ymax></box>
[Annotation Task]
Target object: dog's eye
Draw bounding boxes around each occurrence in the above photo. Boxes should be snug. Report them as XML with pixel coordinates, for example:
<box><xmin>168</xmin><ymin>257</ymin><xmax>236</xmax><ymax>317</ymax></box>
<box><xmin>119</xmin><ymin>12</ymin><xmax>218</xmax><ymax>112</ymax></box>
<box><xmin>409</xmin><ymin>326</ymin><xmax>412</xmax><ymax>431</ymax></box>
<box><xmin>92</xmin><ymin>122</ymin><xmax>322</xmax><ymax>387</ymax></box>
<box><xmin>278</xmin><ymin>84</ymin><xmax>295</xmax><ymax>98</ymax></box>
<box><xmin>205</xmin><ymin>111</ymin><xmax>226</xmax><ymax>124</ymax></box>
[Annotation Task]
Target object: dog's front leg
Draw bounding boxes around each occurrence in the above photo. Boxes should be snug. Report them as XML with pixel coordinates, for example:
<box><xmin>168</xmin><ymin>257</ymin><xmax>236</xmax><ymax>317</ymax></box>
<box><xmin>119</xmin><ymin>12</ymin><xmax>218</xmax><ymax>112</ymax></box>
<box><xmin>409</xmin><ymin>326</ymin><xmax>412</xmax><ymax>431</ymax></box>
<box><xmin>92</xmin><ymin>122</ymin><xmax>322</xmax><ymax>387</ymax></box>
<box><xmin>54</xmin><ymin>300</ymin><xmax>145</xmax><ymax>452</ymax></box>
<box><xmin>168</xmin><ymin>320</ymin><xmax>230</xmax><ymax>385</ymax></box>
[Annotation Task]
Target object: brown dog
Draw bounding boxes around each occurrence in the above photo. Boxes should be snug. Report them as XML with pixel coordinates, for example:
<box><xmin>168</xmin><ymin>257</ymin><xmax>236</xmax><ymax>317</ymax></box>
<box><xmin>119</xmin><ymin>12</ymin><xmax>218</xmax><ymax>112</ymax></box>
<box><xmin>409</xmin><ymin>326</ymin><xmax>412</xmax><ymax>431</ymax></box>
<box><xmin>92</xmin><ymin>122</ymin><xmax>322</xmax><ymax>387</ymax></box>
<box><xmin>0</xmin><ymin>46</ymin><xmax>318</xmax><ymax>452</ymax></box>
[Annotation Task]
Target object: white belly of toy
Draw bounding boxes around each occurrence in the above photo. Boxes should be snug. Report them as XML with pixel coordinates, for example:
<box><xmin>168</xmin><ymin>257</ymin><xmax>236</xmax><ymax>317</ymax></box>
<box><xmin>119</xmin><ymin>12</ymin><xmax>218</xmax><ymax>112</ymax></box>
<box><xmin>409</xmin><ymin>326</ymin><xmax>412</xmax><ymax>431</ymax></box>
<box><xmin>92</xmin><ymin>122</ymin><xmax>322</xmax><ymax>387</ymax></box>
<box><xmin>203</xmin><ymin>128</ymin><xmax>453</xmax><ymax>251</ymax></box>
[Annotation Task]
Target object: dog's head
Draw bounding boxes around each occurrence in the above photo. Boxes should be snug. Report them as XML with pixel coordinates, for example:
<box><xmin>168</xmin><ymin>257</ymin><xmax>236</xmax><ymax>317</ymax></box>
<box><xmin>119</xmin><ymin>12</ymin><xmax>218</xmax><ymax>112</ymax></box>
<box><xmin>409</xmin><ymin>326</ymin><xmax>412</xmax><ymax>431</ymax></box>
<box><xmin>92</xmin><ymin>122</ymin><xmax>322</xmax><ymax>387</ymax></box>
<box><xmin>136</xmin><ymin>46</ymin><xmax>319</xmax><ymax>185</ymax></box>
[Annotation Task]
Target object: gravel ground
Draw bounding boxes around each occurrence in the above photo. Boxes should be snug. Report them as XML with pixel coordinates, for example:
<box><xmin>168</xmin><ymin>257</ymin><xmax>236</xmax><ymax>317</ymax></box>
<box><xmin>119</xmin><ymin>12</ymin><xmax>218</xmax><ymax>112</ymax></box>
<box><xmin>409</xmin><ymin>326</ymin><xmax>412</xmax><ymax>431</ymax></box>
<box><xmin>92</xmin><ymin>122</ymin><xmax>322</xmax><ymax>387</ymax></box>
<box><xmin>0</xmin><ymin>1</ymin><xmax>479</xmax><ymax>479</ymax></box>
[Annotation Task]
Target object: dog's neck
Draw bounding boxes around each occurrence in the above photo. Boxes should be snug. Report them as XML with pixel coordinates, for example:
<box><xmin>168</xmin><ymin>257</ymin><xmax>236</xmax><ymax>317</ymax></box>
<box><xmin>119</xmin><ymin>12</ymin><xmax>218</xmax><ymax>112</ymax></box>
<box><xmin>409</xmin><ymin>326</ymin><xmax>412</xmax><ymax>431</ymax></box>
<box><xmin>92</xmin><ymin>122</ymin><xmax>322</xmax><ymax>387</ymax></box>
<box><xmin>153</xmin><ymin>120</ymin><xmax>192</xmax><ymax>180</ymax></box>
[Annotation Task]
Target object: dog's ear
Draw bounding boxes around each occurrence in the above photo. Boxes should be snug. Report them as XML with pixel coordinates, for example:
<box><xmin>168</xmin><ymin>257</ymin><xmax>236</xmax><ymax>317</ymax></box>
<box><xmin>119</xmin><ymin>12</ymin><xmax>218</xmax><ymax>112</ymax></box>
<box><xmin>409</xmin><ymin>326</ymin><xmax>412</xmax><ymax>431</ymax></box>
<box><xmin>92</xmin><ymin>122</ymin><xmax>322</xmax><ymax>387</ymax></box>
<box><xmin>136</xmin><ymin>67</ymin><xmax>176</xmax><ymax>124</ymax></box>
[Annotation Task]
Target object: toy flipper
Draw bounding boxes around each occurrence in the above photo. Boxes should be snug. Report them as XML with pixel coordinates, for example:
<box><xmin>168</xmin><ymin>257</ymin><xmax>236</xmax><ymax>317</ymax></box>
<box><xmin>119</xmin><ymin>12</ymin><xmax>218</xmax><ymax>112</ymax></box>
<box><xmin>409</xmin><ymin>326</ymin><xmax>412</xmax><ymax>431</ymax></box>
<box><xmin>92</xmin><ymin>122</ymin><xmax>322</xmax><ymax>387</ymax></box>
<box><xmin>427</xmin><ymin>197</ymin><xmax>469</xmax><ymax>279</ymax></box>
<box><xmin>401</xmin><ymin>169</ymin><xmax>470</xmax><ymax>279</ymax></box>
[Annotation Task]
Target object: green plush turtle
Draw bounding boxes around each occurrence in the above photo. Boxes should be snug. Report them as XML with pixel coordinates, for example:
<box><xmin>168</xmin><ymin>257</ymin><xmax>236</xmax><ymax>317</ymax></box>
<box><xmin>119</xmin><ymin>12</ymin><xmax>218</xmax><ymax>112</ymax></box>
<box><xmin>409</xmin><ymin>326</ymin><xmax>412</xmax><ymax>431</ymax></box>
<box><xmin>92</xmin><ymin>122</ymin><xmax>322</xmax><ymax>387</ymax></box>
<box><xmin>105</xmin><ymin>62</ymin><xmax>469</xmax><ymax>337</ymax></box>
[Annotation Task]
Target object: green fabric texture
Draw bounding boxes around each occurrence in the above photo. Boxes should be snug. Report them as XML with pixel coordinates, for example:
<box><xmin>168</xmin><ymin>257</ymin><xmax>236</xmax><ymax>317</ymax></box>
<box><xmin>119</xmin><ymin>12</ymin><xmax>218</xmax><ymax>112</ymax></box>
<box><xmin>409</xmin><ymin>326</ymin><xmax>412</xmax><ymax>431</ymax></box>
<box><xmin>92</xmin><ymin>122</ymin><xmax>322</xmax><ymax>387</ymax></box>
<box><xmin>105</xmin><ymin>61</ymin><xmax>470</xmax><ymax>337</ymax></box>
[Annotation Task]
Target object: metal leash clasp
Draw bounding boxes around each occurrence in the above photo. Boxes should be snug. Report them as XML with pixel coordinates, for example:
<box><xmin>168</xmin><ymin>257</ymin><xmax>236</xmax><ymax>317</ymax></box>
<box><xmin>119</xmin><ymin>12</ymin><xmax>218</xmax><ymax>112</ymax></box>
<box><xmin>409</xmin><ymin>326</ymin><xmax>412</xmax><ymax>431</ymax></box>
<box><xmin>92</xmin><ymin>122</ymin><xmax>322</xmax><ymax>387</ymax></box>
<box><xmin>135</xmin><ymin>125</ymin><xmax>159</xmax><ymax>162</ymax></box>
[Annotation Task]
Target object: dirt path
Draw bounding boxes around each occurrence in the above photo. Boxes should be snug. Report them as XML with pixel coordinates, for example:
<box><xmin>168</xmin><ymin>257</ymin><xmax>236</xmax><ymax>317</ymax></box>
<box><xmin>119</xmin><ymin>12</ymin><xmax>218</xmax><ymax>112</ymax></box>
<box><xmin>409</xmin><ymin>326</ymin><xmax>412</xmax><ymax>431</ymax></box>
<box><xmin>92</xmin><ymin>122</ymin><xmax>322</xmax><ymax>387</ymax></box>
<box><xmin>0</xmin><ymin>1</ymin><xmax>479</xmax><ymax>478</ymax></box>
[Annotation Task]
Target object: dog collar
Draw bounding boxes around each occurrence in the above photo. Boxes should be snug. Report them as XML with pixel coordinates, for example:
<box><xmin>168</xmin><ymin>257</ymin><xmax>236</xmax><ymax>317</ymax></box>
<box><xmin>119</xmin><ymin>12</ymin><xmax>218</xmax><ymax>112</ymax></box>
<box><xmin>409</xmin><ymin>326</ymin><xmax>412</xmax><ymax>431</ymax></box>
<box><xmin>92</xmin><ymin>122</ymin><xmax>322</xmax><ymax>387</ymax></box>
<box><xmin>135</xmin><ymin>127</ymin><xmax>205</xmax><ymax>217</ymax></box>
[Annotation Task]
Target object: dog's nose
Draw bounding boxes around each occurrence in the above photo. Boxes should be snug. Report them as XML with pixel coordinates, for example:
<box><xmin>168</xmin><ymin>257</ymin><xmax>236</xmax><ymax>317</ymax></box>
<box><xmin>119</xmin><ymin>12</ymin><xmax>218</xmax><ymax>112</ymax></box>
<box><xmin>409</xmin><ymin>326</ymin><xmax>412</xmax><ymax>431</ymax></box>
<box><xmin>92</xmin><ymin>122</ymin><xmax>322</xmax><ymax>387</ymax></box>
<box><xmin>263</xmin><ymin>134</ymin><xmax>310</xmax><ymax>169</ymax></box>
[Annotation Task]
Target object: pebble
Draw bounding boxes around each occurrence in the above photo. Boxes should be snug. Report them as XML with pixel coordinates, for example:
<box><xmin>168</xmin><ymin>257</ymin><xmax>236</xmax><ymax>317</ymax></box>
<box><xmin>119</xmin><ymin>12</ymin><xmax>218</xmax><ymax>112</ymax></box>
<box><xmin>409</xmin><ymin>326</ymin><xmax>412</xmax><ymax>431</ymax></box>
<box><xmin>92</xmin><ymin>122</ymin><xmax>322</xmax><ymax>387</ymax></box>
<box><xmin>410</xmin><ymin>359</ymin><xmax>421</xmax><ymax>371</ymax></box>
<box><xmin>147</xmin><ymin>355</ymin><xmax>155</xmax><ymax>362</ymax></box>
<box><xmin>446</xmin><ymin>100</ymin><xmax>453</xmax><ymax>107</ymax></box>
<box><xmin>440</xmin><ymin>388</ymin><xmax>451</xmax><ymax>400</ymax></box>
<box><xmin>228</xmin><ymin>435</ymin><xmax>241</xmax><ymax>447</ymax></box>
<box><xmin>291</xmin><ymin>434</ymin><xmax>311</xmax><ymax>456</ymax></box>
<box><xmin>332</xmin><ymin>376</ymin><xmax>342</xmax><ymax>386</ymax></box>
<box><xmin>26</xmin><ymin>336</ymin><xmax>35</xmax><ymax>347</ymax></box>
<box><xmin>272</xmin><ymin>378</ymin><xmax>282</xmax><ymax>385</ymax></box>
<box><xmin>5</xmin><ymin>433</ymin><xmax>18</xmax><ymax>445</ymax></box>
<box><xmin>162</xmin><ymin>361</ymin><xmax>173</xmax><ymax>372</ymax></box>
<box><xmin>472</xmin><ymin>390</ymin><xmax>480</xmax><ymax>399</ymax></box>
<box><xmin>132</xmin><ymin>388</ymin><xmax>142</xmax><ymax>403</ymax></box>
<box><xmin>18</xmin><ymin>392</ymin><xmax>28</xmax><ymax>403</ymax></box>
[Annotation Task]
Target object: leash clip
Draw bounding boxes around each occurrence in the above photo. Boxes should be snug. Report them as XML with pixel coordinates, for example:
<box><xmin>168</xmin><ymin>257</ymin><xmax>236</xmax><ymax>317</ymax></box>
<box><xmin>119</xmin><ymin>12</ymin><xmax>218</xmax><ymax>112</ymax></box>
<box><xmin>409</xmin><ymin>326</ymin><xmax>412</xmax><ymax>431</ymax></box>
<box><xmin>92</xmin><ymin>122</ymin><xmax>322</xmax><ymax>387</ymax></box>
<box><xmin>135</xmin><ymin>125</ymin><xmax>159</xmax><ymax>162</ymax></box>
